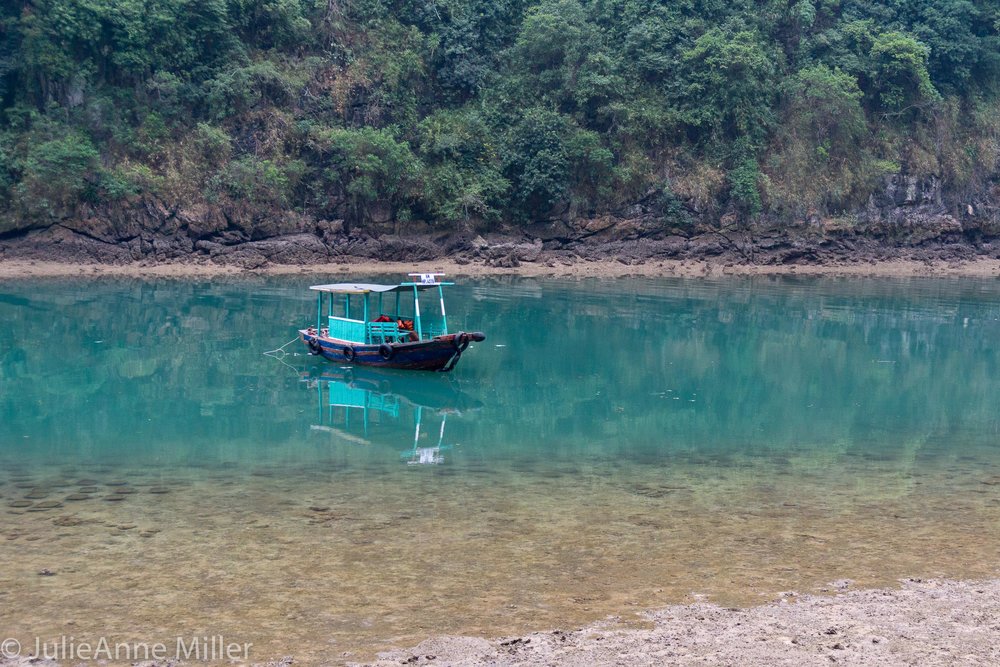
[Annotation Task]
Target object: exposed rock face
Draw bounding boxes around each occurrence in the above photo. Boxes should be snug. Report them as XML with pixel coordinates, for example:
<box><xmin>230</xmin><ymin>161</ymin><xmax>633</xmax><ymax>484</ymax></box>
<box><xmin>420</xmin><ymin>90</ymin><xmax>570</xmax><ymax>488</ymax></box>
<box><xmin>1</xmin><ymin>177</ymin><xmax>998</xmax><ymax>268</ymax></box>
<box><xmin>881</xmin><ymin>174</ymin><xmax>942</xmax><ymax>207</ymax></box>
<box><xmin>197</xmin><ymin>233</ymin><xmax>332</xmax><ymax>268</ymax></box>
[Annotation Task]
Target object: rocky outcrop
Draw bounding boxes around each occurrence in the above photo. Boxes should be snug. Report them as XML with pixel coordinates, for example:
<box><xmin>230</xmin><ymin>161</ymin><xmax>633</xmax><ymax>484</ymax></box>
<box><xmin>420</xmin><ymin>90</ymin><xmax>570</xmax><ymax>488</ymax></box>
<box><xmin>2</xmin><ymin>175</ymin><xmax>999</xmax><ymax>268</ymax></box>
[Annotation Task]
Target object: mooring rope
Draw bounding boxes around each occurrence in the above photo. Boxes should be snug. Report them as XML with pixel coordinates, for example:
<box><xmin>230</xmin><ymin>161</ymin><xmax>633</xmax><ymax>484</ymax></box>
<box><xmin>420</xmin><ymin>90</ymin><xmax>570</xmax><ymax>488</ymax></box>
<box><xmin>262</xmin><ymin>336</ymin><xmax>301</xmax><ymax>359</ymax></box>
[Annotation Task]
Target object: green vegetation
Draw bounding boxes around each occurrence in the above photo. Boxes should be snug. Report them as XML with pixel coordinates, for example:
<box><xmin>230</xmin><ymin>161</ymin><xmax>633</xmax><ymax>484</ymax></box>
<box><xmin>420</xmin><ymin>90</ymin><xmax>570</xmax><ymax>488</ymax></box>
<box><xmin>0</xmin><ymin>0</ymin><xmax>998</xmax><ymax>234</ymax></box>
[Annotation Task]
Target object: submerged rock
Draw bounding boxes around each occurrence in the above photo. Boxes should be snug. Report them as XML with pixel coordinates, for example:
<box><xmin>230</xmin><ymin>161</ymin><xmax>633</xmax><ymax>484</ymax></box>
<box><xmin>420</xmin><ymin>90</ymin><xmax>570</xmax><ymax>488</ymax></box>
<box><xmin>53</xmin><ymin>516</ymin><xmax>85</xmax><ymax>527</ymax></box>
<box><xmin>34</xmin><ymin>501</ymin><xmax>63</xmax><ymax>509</ymax></box>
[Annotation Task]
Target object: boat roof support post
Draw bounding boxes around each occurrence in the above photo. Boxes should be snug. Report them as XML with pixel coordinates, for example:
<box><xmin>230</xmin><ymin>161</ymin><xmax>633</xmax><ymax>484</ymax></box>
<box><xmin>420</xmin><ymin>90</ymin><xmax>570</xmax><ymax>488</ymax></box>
<box><xmin>413</xmin><ymin>405</ymin><xmax>423</xmax><ymax>451</ymax></box>
<box><xmin>317</xmin><ymin>380</ymin><xmax>324</xmax><ymax>424</ymax></box>
<box><xmin>316</xmin><ymin>292</ymin><xmax>322</xmax><ymax>332</ymax></box>
<box><xmin>363</xmin><ymin>294</ymin><xmax>370</xmax><ymax>343</ymax></box>
<box><xmin>413</xmin><ymin>285</ymin><xmax>423</xmax><ymax>340</ymax></box>
<box><xmin>438</xmin><ymin>284</ymin><xmax>448</xmax><ymax>335</ymax></box>
<box><xmin>438</xmin><ymin>413</ymin><xmax>447</xmax><ymax>447</ymax></box>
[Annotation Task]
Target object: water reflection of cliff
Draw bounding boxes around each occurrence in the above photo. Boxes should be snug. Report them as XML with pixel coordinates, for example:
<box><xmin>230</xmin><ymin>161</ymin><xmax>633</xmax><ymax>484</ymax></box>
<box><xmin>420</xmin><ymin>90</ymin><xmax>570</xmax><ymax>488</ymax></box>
<box><xmin>303</xmin><ymin>367</ymin><xmax>483</xmax><ymax>464</ymax></box>
<box><xmin>0</xmin><ymin>278</ymin><xmax>325</xmax><ymax>462</ymax></box>
<box><xmin>464</xmin><ymin>276</ymin><xmax>1000</xmax><ymax>463</ymax></box>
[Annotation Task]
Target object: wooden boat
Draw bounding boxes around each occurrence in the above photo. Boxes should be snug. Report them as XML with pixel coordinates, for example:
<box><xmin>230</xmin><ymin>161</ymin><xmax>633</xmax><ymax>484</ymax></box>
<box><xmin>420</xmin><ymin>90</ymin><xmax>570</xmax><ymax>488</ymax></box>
<box><xmin>299</xmin><ymin>273</ymin><xmax>486</xmax><ymax>372</ymax></box>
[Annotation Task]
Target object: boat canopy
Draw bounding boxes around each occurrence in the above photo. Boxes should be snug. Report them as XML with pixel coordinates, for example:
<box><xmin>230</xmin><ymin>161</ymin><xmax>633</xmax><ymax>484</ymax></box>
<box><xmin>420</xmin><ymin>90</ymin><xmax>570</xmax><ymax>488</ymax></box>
<box><xmin>308</xmin><ymin>274</ymin><xmax>454</xmax><ymax>344</ymax></box>
<box><xmin>310</xmin><ymin>282</ymin><xmax>450</xmax><ymax>294</ymax></box>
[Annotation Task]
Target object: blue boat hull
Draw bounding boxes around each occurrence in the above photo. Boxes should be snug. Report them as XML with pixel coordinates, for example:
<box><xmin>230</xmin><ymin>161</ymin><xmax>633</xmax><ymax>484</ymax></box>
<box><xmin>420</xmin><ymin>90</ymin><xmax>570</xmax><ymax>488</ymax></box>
<box><xmin>299</xmin><ymin>330</ymin><xmax>478</xmax><ymax>372</ymax></box>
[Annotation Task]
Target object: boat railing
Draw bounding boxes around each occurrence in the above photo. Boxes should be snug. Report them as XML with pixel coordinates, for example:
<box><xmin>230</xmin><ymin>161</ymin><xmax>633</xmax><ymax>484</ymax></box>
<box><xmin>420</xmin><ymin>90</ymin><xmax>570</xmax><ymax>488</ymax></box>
<box><xmin>423</xmin><ymin>324</ymin><xmax>447</xmax><ymax>339</ymax></box>
<box><xmin>327</xmin><ymin>381</ymin><xmax>367</xmax><ymax>409</ymax></box>
<box><xmin>327</xmin><ymin>316</ymin><xmax>365</xmax><ymax>343</ymax></box>
<box><xmin>367</xmin><ymin>321</ymin><xmax>406</xmax><ymax>344</ymax></box>
<box><xmin>367</xmin><ymin>393</ymin><xmax>400</xmax><ymax>417</ymax></box>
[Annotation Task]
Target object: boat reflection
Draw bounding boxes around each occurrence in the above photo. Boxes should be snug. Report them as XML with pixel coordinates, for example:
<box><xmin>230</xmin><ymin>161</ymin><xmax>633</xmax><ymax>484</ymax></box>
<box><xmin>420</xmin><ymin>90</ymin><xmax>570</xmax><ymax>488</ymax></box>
<box><xmin>303</xmin><ymin>367</ymin><xmax>483</xmax><ymax>464</ymax></box>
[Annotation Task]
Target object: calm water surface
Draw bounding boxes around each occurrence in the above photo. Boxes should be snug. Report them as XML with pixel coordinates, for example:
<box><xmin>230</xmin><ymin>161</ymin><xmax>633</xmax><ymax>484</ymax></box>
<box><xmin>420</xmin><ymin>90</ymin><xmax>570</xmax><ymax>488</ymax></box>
<box><xmin>2</xmin><ymin>275</ymin><xmax>1000</xmax><ymax>663</ymax></box>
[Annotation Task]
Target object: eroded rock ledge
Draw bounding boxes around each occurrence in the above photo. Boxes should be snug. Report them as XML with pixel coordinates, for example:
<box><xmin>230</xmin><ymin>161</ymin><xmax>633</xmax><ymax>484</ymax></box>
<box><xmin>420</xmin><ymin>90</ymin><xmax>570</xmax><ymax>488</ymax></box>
<box><xmin>1</xmin><ymin>186</ymin><xmax>999</xmax><ymax>270</ymax></box>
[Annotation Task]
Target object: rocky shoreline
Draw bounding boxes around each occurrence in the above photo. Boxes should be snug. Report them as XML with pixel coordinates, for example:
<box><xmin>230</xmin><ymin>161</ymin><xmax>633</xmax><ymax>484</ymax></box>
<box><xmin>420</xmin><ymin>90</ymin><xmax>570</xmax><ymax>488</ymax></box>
<box><xmin>2</xmin><ymin>218</ymin><xmax>997</xmax><ymax>272</ymax></box>
<box><xmin>4</xmin><ymin>255</ymin><xmax>1000</xmax><ymax>281</ymax></box>
<box><xmin>362</xmin><ymin>578</ymin><xmax>1000</xmax><ymax>667</ymax></box>
<box><xmin>2</xmin><ymin>177</ymin><xmax>1000</xmax><ymax>275</ymax></box>
<box><xmin>4</xmin><ymin>219</ymin><xmax>1000</xmax><ymax>280</ymax></box>
<box><xmin>2</xmin><ymin>579</ymin><xmax>996</xmax><ymax>666</ymax></box>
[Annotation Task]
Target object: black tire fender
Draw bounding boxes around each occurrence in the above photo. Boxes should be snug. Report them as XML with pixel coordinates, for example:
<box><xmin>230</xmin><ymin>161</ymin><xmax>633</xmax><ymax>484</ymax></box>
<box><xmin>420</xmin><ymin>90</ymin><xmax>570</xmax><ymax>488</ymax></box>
<box><xmin>308</xmin><ymin>338</ymin><xmax>322</xmax><ymax>355</ymax></box>
<box><xmin>379</xmin><ymin>343</ymin><xmax>394</xmax><ymax>361</ymax></box>
<box><xmin>452</xmin><ymin>332</ymin><xmax>471</xmax><ymax>353</ymax></box>
<box><xmin>343</xmin><ymin>346</ymin><xmax>356</xmax><ymax>361</ymax></box>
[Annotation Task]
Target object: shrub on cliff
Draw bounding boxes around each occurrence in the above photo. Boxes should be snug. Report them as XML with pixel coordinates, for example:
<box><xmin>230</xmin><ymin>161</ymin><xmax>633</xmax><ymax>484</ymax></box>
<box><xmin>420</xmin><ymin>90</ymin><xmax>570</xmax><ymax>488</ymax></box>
<box><xmin>0</xmin><ymin>0</ymin><xmax>997</xmax><ymax>234</ymax></box>
<box><xmin>15</xmin><ymin>128</ymin><xmax>100</xmax><ymax>220</ymax></box>
<box><xmin>306</xmin><ymin>126</ymin><xmax>422</xmax><ymax>230</ymax></box>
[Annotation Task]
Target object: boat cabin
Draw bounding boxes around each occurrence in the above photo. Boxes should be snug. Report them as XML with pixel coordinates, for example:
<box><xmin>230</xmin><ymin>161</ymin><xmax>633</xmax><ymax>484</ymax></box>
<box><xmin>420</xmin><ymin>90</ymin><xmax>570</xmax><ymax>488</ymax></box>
<box><xmin>309</xmin><ymin>273</ymin><xmax>453</xmax><ymax>345</ymax></box>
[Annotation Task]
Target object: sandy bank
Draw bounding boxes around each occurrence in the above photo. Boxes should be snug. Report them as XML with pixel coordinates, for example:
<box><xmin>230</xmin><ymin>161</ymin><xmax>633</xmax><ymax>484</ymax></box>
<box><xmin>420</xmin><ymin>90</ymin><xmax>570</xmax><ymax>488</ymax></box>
<box><xmin>362</xmin><ymin>578</ymin><xmax>1000</xmax><ymax>666</ymax></box>
<box><xmin>1</xmin><ymin>579</ymin><xmax>996</xmax><ymax>666</ymax></box>
<box><xmin>3</xmin><ymin>257</ymin><xmax>1000</xmax><ymax>280</ymax></box>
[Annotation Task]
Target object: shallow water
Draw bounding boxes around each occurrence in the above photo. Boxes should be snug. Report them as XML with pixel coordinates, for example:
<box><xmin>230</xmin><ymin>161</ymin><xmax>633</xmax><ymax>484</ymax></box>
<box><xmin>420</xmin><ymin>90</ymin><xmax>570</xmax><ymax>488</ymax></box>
<box><xmin>1</xmin><ymin>275</ymin><xmax>1000</xmax><ymax>663</ymax></box>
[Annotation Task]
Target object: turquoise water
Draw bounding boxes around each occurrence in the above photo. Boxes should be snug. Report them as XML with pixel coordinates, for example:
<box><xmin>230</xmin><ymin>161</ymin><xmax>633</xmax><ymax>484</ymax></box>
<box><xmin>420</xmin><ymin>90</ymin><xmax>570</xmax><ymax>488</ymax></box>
<box><xmin>2</xmin><ymin>275</ymin><xmax>1000</xmax><ymax>662</ymax></box>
